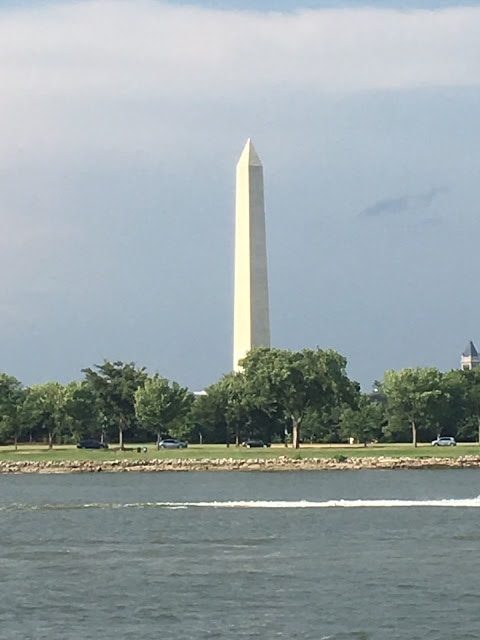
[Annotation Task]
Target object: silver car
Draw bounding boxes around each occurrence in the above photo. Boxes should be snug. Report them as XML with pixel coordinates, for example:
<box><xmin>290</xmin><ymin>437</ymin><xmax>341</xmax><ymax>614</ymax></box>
<box><xmin>157</xmin><ymin>438</ymin><xmax>188</xmax><ymax>449</ymax></box>
<box><xmin>431</xmin><ymin>436</ymin><xmax>456</xmax><ymax>446</ymax></box>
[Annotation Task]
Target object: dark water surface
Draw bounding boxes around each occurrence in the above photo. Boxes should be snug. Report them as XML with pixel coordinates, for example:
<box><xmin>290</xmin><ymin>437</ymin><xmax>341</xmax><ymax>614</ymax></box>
<box><xmin>0</xmin><ymin>470</ymin><xmax>479</xmax><ymax>639</ymax></box>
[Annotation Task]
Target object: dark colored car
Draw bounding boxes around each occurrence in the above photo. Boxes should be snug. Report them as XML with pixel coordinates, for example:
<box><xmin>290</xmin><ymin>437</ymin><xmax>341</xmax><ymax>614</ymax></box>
<box><xmin>77</xmin><ymin>439</ymin><xmax>109</xmax><ymax>449</ymax></box>
<box><xmin>157</xmin><ymin>438</ymin><xmax>188</xmax><ymax>449</ymax></box>
<box><xmin>242</xmin><ymin>439</ymin><xmax>271</xmax><ymax>448</ymax></box>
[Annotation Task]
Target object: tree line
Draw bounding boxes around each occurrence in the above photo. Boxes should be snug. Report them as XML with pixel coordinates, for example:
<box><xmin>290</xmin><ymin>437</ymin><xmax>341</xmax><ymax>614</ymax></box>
<box><xmin>0</xmin><ymin>348</ymin><xmax>480</xmax><ymax>449</ymax></box>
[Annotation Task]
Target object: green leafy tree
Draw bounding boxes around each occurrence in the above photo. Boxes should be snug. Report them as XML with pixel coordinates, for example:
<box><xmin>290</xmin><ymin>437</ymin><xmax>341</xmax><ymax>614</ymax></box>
<box><xmin>0</xmin><ymin>373</ymin><xmax>26</xmax><ymax>449</ymax></box>
<box><xmin>187</xmin><ymin>373</ymin><xmax>274</xmax><ymax>445</ymax></box>
<box><xmin>134</xmin><ymin>375</ymin><xmax>194</xmax><ymax>445</ymax></box>
<box><xmin>63</xmin><ymin>381</ymin><xmax>102</xmax><ymax>441</ymax></box>
<box><xmin>191</xmin><ymin>373</ymin><xmax>249</xmax><ymax>446</ymax></box>
<box><xmin>301</xmin><ymin>404</ymin><xmax>351</xmax><ymax>443</ymax></box>
<box><xmin>382</xmin><ymin>367</ymin><xmax>445</xmax><ymax>447</ymax></box>
<box><xmin>188</xmin><ymin>386</ymin><xmax>229</xmax><ymax>444</ymax></box>
<box><xmin>240</xmin><ymin>347</ymin><xmax>358</xmax><ymax>448</ymax></box>
<box><xmin>340</xmin><ymin>395</ymin><xmax>383</xmax><ymax>446</ymax></box>
<box><xmin>23</xmin><ymin>382</ymin><xmax>66</xmax><ymax>449</ymax></box>
<box><xmin>221</xmin><ymin>373</ymin><xmax>253</xmax><ymax>446</ymax></box>
<box><xmin>456</xmin><ymin>368</ymin><xmax>480</xmax><ymax>443</ymax></box>
<box><xmin>83</xmin><ymin>361</ymin><xmax>147</xmax><ymax>449</ymax></box>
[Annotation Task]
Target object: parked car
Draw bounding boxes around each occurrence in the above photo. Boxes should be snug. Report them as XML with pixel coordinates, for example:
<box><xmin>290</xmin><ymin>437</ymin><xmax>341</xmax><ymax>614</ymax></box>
<box><xmin>431</xmin><ymin>436</ymin><xmax>456</xmax><ymax>446</ymax></box>
<box><xmin>157</xmin><ymin>438</ymin><xmax>188</xmax><ymax>449</ymax></box>
<box><xmin>242</xmin><ymin>439</ymin><xmax>271</xmax><ymax>448</ymax></box>
<box><xmin>77</xmin><ymin>439</ymin><xmax>108</xmax><ymax>449</ymax></box>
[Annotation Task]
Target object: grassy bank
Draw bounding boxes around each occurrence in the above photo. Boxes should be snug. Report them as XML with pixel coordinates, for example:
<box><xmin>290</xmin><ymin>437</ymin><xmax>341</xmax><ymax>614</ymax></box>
<box><xmin>0</xmin><ymin>442</ymin><xmax>479</xmax><ymax>463</ymax></box>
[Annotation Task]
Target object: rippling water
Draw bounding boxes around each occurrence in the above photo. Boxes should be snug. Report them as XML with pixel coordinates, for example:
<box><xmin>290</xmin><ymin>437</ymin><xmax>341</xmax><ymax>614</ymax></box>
<box><xmin>1</xmin><ymin>469</ymin><xmax>479</xmax><ymax>639</ymax></box>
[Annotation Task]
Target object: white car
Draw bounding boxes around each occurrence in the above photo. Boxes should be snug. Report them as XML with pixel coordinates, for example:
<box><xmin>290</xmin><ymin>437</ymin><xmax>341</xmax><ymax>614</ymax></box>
<box><xmin>157</xmin><ymin>438</ymin><xmax>188</xmax><ymax>449</ymax></box>
<box><xmin>431</xmin><ymin>436</ymin><xmax>456</xmax><ymax>446</ymax></box>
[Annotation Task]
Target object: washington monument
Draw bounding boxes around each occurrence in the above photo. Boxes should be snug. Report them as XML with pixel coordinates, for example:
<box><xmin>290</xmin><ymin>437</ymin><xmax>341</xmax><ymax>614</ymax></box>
<box><xmin>233</xmin><ymin>139</ymin><xmax>271</xmax><ymax>370</ymax></box>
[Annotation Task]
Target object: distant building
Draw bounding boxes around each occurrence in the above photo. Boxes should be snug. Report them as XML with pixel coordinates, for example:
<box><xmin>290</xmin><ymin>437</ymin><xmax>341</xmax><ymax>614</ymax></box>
<box><xmin>460</xmin><ymin>341</ymin><xmax>480</xmax><ymax>370</ymax></box>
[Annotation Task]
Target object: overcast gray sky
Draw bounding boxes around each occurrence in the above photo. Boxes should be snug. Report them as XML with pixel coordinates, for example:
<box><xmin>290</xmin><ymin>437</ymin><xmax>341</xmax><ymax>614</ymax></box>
<box><xmin>1</xmin><ymin>0</ymin><xmax>480</xmax><ymax>390</ymax></box>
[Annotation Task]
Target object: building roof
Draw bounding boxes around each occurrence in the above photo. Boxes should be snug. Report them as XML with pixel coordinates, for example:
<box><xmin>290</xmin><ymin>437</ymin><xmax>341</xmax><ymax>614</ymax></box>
<box><xmin>462</xmin><ymin>340</ymin><xmax>479</xmax><ymax>358</ymax></box>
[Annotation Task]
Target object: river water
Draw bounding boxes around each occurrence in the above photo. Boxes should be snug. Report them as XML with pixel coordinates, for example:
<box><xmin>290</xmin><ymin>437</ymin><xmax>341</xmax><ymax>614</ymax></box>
<box><xmin>0</xmin><ymin>469</ymin><xmax>479</xmax><ymax>639</ymax></box>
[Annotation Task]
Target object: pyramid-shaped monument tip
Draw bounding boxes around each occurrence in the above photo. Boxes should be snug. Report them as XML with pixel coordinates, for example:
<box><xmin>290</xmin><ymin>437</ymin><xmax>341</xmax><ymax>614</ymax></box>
<box><xmin>237</xmin><ymin>138</ymin><xmax>262</xmax><ymax>167</ymax></box>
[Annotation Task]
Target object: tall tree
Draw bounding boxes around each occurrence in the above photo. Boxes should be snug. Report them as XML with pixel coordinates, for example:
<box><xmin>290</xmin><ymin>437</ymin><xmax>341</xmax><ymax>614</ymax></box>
<box><xmin>240</xmin><ymin>347</ymin><xmax>358</xmax><ymax>448</ymax></box>
<box><xmin>340</xmin><ymin>395</ymin><xmax>383</xmax><ymax>446</ymax></box>
<box><xmin>220</xmin><ymin>373</ymin><xmax>252</xmax><ymax>446</ymax></box>
<box><xmin>83</xmin><ymin>361</ymin><xmax>147</xmax><ymax>449</ymax></box>
<box><xmin>187</xmin><ymin>372</ymin><xmax>271</xmax><ymax>445</ymax></box>
<box><xmin>188</xmin><ymin>384</ymin><xmax>230</xmax><ymax>445</ymax></box>
<box><xmin>0</xmin><ymin>373</ymin><xmax>25</xmax><ymax>450</ymax></box>
<box><xmin>23</xmin><ymin>382</ymin><xmax>66</xmax><ymax>449</ymax></box>
<box><xmin>456</xmin><ymin>368</ymin><xmax>480</xmax><ymax>443</ymax></box>
<box><xmin>189</xmin><ymin>373</ymin><xmax>250</xmax><ymax>446</ymax></box>
<box><xmin>63</xmin><ymin>380</ymin><xmax>102</xmax><ymax>441</ymax></box>
<box><xmin>134</xmin><ymin>375</ymin><xmax>194</xmax><ymax>445</ymax></box>
<box><xmin>382</xmin><ymin>367</ymin><xmax>444</xmax><ymax>447</ymax></box>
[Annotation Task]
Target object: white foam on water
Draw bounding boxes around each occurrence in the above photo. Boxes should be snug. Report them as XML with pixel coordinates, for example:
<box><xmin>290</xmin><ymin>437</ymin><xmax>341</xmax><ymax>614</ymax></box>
<box><xmin>2</xmin><ymin>498</ymin><xmax>480</xmax><ymax>510</ymax></box>
<box><xmin>159</xmin><ymin>498</ymin><xmax>480</xmax><ymax>509</ymax></box>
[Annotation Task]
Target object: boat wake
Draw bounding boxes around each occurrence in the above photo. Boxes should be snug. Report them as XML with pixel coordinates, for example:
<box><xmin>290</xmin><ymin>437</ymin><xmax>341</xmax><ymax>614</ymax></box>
<box><xmin>2</xmin><ymin>498</ymin><xmax>480</xmax><ymax>511</ymax></box>
<box><xmin>161</xmin><ymin>498</ymin><xmax>480</xmax><ymax>508</ymax></box>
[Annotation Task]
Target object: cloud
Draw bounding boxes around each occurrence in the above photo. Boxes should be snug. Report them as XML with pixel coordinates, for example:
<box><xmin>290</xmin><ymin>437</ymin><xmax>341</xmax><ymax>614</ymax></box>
<box><xmin>0</xmin><ymin>0</ymin><xmax>477</xmax><ymax>176</ymax></box>
<box><xmin>2</xmin><ymin>2</ymin><xmax>479</xmax><ymax>99</ymax></box>
<box><xmin>0</xmin><ymin>3</ymin><xmax>479</xmax><ymax>122</ymax></box>
<box><xmin>358</xmin><ymin>187</ymin><xmax>448</xmax><ymax>218</ymax></box>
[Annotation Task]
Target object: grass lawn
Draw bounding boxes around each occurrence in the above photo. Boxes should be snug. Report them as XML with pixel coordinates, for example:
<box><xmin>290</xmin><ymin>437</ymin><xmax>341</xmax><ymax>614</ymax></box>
<box><xmin>0</xmin><ymin>442</ymin><xmax>479</xmax><ymax>463</ymax></box>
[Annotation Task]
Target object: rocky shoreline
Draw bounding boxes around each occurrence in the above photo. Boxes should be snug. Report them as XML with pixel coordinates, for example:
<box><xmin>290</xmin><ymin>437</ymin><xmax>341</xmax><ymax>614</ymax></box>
<box><xmin>1</xmin><ymin>455</ymin><xmax>480</xmax><ymax>473</ymax></box>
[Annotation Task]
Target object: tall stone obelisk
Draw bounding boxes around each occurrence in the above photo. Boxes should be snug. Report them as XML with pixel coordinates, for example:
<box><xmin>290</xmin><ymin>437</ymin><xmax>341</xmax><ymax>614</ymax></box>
<box><xmin>233</xmin><ymin>139</ymin><xmax>270</xmax><ymax>370</ymax></box>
